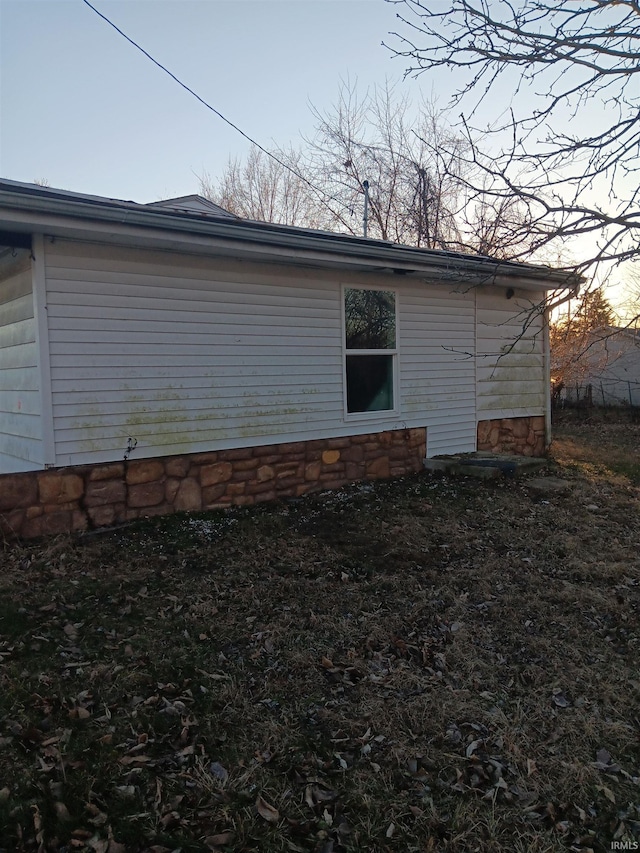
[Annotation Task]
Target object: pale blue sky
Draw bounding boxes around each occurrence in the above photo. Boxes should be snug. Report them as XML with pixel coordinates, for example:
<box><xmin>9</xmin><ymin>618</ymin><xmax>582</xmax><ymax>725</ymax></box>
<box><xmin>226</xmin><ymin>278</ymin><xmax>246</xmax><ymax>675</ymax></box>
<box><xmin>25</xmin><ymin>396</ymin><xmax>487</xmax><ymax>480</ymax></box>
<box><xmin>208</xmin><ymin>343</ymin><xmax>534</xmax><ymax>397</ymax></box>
<box><xmin>1</xmin><ymin>0</ymin><xmax>430</xmax><ymax>202</ymax></box>
<box><xmin>1</xmin><ymin>0</ymin><xmax>635</xmax><ymax>305</ymax></box>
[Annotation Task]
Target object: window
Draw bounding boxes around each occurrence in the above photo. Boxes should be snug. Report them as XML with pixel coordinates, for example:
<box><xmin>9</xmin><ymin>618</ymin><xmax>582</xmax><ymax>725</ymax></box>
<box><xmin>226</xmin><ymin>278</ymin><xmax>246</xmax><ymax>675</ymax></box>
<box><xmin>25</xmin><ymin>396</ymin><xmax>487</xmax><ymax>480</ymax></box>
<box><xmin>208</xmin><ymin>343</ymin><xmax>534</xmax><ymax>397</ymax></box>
<box><xmin>344</xmin><ymin>287</ymin><xmax>397</xmax><ymax>414</ymax></box>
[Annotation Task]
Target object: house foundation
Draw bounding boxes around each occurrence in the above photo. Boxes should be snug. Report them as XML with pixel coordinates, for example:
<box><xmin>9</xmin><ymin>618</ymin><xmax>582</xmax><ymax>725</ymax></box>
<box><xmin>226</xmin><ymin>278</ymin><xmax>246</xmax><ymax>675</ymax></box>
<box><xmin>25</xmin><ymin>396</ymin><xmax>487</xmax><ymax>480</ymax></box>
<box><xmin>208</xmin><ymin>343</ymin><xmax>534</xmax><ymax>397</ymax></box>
<box><xmin>0</xmin><ymin>428</ymin><xmax>426</xmax><ymax>539</ymax></box>
<box><xmin>477</xmin><ymin>415</ymin><xmax>546</xmax><ymax>456</ymax></box>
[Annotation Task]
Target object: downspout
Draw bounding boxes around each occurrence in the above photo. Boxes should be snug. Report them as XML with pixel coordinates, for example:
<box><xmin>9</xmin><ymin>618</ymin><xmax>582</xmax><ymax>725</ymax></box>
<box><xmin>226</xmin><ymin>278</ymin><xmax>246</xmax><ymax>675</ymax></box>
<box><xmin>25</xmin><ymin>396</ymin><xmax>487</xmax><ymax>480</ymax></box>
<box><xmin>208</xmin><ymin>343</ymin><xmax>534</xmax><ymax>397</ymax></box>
<box><xmin>543</xmin><ymin>303</ymin><xmax>552</xmax><ymax>451</ymax></box>
<box><xmin>474</xmin><ymin>284</ymin><xmax>478</xmax><ymax>451</ymax></box>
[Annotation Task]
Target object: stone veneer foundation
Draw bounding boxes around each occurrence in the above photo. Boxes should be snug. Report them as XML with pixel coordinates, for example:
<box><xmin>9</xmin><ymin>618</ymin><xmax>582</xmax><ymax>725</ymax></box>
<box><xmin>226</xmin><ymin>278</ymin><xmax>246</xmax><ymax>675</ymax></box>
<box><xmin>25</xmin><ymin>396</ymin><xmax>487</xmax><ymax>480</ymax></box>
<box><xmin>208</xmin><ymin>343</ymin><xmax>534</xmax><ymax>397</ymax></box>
<box><xmin>477</xmin><ymin>415</ymin><xmax>546</xmax><ymax>457</ymax></box>
<box><xmin>0</xmin><ymin>428</ymin><xmax>426</xmax><ymax>539</ymax></box>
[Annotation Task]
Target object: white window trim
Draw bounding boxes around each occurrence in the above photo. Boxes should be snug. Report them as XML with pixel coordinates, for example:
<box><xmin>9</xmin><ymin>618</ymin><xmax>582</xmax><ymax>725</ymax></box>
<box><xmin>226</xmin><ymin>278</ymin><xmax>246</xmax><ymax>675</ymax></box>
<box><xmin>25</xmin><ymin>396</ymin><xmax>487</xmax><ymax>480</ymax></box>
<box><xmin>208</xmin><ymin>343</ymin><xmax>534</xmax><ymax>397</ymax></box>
<box><xmin>341</xmin><ymin>284</ymin><xmax>400</xmax><ymax>421</ymax></box>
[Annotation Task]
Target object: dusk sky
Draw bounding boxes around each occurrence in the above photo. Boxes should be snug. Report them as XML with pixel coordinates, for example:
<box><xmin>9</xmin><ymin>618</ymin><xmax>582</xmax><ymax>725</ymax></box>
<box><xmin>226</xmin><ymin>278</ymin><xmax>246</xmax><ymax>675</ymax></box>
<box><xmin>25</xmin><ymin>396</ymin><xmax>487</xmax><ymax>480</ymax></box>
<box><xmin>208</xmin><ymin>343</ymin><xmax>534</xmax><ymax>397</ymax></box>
<box><xmin>1</xmin><ymin>0</ymin><xmax>634</xmax><ymax>304</ymax></box>
<box><xmin>1</xmin><ymin>0</ymin><xmax>423</xmax><ymax>202</ymax></box>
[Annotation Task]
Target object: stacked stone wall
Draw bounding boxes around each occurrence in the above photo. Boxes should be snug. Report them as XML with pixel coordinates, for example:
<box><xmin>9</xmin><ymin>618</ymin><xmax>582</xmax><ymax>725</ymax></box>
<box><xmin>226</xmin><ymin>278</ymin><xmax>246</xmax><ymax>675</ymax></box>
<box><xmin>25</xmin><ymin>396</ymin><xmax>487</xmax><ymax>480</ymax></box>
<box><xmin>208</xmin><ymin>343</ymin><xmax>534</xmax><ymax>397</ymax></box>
<box><xmin>477</xmin><ymin>415</ymin><xmax>546</xmax><ymax>457</ymax></box>
<box><xmin>0</xmin><ymin>428</ymin><xmax>426</xmax><ymax>539</ymax></box>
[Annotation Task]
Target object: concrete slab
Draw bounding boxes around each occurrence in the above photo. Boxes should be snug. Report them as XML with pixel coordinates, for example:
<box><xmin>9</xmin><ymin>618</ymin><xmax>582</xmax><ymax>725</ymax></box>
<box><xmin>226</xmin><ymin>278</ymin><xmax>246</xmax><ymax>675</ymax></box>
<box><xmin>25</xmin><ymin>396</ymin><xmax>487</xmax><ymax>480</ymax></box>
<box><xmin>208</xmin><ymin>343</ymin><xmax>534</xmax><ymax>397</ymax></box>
<box><xmin>423</xmin><ymin>452</ymin><xmax>549</xmax><ymax>480</ymax></box>
<box><xmin>451</xmin><ymin>463</ymin><xmax>503</xmax><ymax>480</ymax></box>
<box><xmin>423</xmin><ymin>458</ymin><xmax>458</xmax><ymax>473</ymax></box>
<box><xmin>524</xmin><ymin>477</ymin><xmax>572</xmax><ymax>496</ymax></box>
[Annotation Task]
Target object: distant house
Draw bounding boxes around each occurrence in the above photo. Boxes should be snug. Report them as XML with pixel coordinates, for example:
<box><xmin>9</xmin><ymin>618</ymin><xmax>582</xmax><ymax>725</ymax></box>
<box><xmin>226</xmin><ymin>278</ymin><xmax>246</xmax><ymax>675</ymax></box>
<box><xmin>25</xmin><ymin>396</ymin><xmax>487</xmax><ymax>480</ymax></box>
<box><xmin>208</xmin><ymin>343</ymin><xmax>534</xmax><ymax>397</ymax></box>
<box><xmin>0</xmin><ymin>180</ymin><xmax>577</xmax><ymax>536</ymax></box>
<box><xmin>560</xmin><ymin>326</ymin><xmax>640</xmax><ymax>407</ymax></box>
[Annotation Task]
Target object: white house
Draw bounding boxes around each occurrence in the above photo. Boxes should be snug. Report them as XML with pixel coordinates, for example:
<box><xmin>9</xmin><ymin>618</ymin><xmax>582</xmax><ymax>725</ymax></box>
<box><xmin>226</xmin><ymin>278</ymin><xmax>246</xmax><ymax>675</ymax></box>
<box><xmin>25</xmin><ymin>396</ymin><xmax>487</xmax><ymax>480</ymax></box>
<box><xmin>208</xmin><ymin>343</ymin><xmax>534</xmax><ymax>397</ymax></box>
<box><xmin>560</xmin><ymin>327</ymin><xmax>640</xmax><ymax>407</ymax></box>
<box><xmin>0</xmin><ymin>180</ymin><xmax>577</xmax><ymax>536</ymax></box>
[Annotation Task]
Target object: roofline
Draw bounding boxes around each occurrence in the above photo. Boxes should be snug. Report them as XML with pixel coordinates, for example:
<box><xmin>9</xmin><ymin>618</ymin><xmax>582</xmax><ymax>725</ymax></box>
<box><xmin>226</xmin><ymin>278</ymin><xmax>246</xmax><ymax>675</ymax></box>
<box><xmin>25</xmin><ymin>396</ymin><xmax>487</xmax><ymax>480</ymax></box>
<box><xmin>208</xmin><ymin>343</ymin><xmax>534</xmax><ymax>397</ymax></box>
<box><xmin>590</xmin><ymin>325</ymin><xmax>640</xmax><ymax>341</ymax></box>
<box><xmin>0</xmin><ymin>180</ymin><xmax>582</xmax><ymax>291</ymax></box>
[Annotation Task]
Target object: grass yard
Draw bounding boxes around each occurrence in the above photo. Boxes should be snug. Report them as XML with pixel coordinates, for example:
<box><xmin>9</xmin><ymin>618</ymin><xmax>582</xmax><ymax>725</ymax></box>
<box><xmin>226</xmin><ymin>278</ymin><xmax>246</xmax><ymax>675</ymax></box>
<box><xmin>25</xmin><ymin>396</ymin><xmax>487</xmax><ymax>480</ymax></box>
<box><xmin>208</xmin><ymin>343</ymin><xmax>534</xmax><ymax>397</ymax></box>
<box><xmin>0</xmin><ymin>422</ymin><xmax>639</xmax><ymax>853</ymax></box>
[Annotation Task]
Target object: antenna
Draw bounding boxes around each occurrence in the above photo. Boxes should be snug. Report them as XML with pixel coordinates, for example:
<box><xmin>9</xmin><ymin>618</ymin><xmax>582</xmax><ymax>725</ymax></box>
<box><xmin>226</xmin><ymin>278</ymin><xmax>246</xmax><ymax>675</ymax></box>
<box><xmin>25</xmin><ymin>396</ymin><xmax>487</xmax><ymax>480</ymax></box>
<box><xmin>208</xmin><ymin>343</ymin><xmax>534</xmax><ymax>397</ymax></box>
<box><xmin>362</xmin><ymin>180</ymin><xmax>369</xmax><ymax>238</ymax></box>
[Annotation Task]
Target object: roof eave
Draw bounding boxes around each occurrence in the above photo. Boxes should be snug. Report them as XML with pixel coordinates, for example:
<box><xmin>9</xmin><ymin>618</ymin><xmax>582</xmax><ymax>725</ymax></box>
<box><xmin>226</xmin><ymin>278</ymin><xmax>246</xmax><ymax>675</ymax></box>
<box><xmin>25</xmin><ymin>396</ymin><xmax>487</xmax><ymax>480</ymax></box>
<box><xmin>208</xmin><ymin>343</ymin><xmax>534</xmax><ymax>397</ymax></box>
<box><xmin>0</xmin><ymin>186</ymin><xmax>580</xmax><ymax>292</ymax></box>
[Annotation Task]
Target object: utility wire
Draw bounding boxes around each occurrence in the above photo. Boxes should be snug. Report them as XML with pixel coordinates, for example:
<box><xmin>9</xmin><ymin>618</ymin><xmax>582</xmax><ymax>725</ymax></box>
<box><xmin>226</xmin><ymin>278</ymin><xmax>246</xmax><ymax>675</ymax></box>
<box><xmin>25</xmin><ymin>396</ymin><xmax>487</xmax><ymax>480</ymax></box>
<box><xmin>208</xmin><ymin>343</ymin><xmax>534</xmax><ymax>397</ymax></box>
<box><xmin>81</xmin><ymin>0</ymin><xmax>357</xmax><ymax>223</ymax></box>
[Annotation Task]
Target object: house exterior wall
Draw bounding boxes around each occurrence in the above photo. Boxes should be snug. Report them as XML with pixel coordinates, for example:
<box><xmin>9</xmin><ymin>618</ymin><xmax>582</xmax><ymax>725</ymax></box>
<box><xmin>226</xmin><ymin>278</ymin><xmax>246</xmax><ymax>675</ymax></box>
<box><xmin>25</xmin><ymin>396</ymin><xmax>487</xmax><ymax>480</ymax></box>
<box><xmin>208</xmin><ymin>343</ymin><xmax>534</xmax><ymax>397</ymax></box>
<box><xmin>0</xmin><ymin>426</ymin><xmax>426</xmax><ymax>539</ymax></box>
<box><xmin>477</xmin><ymin>415</ymin><xmax>546</xmax><ymax>456</ymax></box>
<box><xmin>476</xmin><ymin>288</ymin><xmax>546</xmax><ymax>420</ymax></box>
<box><xmin>563</xmin><ymin>332</ymin><xmax>640</xmax><ymax>406</ymax></box>
<box><xmin>401</xmin><ymin>286</ymin><xmax>476</xmax><ymax>456</ymax></box>
<box><xmin>595</xmin><ymin>335</ymin><xmax>640</xmax><ymax>405</ymax></box>
<box><xmin>0</xmin><ymin>235</ymin><xmax>556</xmax><ymax>536</ymax></box>
<box><xmin>0</xmin><ymin>250</ymin><xmax>42</xmax><ymax>471</ymax></box>
<box><xmin>42</xmin><ymin>239</ymin><xmax>478</xmax><ymax>467</ymax></box>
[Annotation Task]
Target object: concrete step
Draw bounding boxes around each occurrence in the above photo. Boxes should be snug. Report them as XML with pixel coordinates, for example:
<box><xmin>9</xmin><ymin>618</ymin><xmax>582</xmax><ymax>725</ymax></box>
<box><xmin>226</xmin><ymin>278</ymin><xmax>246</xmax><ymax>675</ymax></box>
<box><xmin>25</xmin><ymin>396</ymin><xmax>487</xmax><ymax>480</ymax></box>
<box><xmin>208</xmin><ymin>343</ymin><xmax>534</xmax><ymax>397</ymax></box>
<box><xmin>423</xmin><ymin>452</ymin><xmax>548</xmax><ymax>479</ymax></box>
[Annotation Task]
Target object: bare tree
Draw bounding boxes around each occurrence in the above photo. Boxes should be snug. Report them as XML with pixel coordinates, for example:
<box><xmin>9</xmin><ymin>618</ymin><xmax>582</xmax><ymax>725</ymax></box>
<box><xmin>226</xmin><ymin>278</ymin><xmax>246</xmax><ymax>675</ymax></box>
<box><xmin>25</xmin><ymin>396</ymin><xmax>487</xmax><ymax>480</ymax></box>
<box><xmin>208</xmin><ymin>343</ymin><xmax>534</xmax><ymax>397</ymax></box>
<box><xmin>384</xmin><ymin>0</ymin><xmax>640</xmax><ymax>276</ymax></box>
<box><xmin>302</xmin><ymin>83</ymin><xmax>468</xmax><ymax>248</ymax></box>
<box><xmin>550</xmin><ymin>289</ymin><xmax>618</xmax><ymax>399</ymax></box>
<box><xmin>200</xmin><ymin>147</ymin><xmax>328</xmax><ymax>229</ymax></box>
<box><xmin>618</xmin><ymin>263</ymin><xmax>640</xmax><ymax>328</ymax></box>
<box><xmin>201</xmin><ymin>82</ymin><xmax>537</xmax><ymax>257</ymax></box>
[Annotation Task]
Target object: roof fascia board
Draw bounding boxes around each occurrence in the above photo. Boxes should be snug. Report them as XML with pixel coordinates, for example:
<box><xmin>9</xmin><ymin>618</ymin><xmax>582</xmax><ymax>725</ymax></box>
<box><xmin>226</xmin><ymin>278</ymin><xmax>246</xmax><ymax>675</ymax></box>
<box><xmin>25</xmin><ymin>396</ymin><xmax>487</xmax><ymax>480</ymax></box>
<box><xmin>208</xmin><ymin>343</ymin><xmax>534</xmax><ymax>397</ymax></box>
<box><xmin>0</xmin><ymin>191</ymin><xmax>579</xmax><ymax>293</ymax></box>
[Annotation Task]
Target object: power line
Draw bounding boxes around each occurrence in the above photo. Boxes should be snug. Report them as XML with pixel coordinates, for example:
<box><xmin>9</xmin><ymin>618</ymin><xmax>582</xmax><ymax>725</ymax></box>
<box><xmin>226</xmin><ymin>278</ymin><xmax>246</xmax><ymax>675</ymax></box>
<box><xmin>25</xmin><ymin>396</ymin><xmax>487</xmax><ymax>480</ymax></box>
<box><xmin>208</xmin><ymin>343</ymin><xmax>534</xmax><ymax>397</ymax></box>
<box><xmin>81</xmin><ymin>0</ymin><xmax>356</xmax><ymax>223</ymax></box>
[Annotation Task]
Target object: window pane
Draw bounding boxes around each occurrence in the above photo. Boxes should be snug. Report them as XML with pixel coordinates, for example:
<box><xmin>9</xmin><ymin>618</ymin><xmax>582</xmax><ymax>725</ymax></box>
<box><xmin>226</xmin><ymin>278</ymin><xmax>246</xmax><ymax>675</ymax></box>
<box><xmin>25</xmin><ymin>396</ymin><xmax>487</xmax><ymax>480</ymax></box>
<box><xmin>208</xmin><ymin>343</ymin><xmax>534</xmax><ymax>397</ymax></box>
<box><xmin>345</xmin><ymin>288</ymin><xmax>396</xmax><ymax>350</ymax></box>
<box><xmin>346</xmin><ymin>354</ymin><xmax>394</xmax><ymax>412</ymax></box>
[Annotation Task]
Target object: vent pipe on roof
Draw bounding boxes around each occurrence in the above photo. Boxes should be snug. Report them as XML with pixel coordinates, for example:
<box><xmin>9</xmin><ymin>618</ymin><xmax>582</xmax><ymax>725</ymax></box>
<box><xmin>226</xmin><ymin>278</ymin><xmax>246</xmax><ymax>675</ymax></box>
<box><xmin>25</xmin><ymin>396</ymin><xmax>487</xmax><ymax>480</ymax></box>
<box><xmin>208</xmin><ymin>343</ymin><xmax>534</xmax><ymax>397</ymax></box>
<box><xmin>362</xmin><ymin>180</ymin><xmax>369</xmax><ymax>238</ymax></box>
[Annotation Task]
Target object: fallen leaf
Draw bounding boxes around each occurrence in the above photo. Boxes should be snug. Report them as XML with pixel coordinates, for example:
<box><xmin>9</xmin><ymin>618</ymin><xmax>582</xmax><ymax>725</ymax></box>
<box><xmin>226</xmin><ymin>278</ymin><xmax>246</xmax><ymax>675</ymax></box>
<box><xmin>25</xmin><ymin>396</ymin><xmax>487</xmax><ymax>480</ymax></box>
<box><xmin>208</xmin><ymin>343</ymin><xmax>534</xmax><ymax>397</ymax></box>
<box><xmin>305</xmin><ymin>784</ymin><xmax>337</xmax><ymax>807</ymax></box>
<box><xmin>86</xmin><ymin>803</ymin><xmax>108</xmax><ymax>827</ymax></box>
<box><xmin>209</xmin><ymin>761</ymin><xmax>229</xmax><ymax>783</ymax></box>
<box><xmin>54</xmin><ymin>801</ymin><xmax>72</xmax><ymax>821</ymax></box>
<box><xmin>466</xmin><ymin>739</ymin><xmax>482</xmax><ymax>757</ymax></box>
<box><xmin>593</xmin><ymin>748</ymin><xmax>622</xmax><ymax>773</ymax></box>
<box><xmin>71</xmin><ymin>706</ymin><xmax>91</xmax><ymax>720</ymax></box>
<box><xmin>118</xmin><ymin>755</ymin><xmax>151</xmax><ymax>766</ymax></box>
<box><xmin>71</xmin><ymin>829</ymin><xmax>93</xmax><ymax>840</ymax></box>
<box><xmin>256</xmin><ymin>794</ymin><xmax>280</xmax><ymax>823</ymax></box>
<box><xmin>205</xmin><ymin>832</ymin><xmax>235</xmax><ymax>849</ymax></box>
<box><xmin>335</xmin><ymin>753</ymin><xmax>348</xmax><ymax>770</ymax></box>
<box><xmin>86</xmin><ymin>836</ymin><xmax>108</xmax><ymax>853</ymax></box>
<box><xmin>597</xmin><ymin>784</ymin><xmax>616</xmax><ymax>804</ymax></box>
<box><xmin>114</xmin><ymin>785</ymin><xmax>136</xmax><ymax>799</ymax></box>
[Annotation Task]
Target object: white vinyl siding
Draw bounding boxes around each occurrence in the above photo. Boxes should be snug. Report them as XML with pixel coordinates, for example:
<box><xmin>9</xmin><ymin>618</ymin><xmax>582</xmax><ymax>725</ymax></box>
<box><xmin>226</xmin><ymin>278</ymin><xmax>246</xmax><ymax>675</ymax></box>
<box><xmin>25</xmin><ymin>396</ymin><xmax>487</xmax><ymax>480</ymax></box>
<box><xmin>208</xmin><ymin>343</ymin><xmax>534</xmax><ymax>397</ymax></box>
<box><xmin>476</xmin><ymin>288</ymin><xmax>545</xmax><ymax>420</ymax></box>
<box><xmin>45</xmin><ymin>241</ymin><xmax>347</xmax><ymax>466</ymax></box>
<box><xmin>400</xmin><ymin>286</ymin><xmax>476</xmax><ymax>456</ymax></box>
<box><xmin>0</xmin><ymin>251</ymin><xmax>42</xmax><ymax>472</ymax></box>
<box><xmin>41</xmin><ymin>240</ymin><xmax>550</xmax><ymax>468</ymax></box>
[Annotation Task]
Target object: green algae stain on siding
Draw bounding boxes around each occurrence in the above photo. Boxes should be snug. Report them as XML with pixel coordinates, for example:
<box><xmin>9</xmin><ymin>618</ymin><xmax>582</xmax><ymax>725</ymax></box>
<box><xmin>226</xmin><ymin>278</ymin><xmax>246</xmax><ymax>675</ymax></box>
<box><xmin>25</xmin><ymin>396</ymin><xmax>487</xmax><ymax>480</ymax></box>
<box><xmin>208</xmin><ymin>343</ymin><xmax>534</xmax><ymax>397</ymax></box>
<box><xmin>71</xmin><ymin>380</ymin><xmax>325</xmax><ymax>458</ymax></box>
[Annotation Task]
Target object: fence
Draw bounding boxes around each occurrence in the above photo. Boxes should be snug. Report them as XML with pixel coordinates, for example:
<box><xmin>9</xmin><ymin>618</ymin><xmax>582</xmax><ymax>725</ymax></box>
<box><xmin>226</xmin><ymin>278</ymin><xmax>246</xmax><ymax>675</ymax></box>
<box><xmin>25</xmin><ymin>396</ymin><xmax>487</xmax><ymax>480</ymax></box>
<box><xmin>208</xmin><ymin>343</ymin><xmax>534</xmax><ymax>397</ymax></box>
<box><xmin>555</xmin><ymin>378</ymin><xmax>640</xmax><ymax>409</ymax></box>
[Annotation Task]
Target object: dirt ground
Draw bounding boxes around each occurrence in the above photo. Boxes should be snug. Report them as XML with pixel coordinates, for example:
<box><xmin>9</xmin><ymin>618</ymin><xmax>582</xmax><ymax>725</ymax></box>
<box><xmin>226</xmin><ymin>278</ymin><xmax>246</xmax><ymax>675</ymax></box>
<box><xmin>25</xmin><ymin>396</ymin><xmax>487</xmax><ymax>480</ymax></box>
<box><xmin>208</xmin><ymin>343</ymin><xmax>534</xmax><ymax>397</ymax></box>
<box><xmin>0</xmin><ymin>421</ymin><xmax>638</xmax><ymax>852</ymax></box>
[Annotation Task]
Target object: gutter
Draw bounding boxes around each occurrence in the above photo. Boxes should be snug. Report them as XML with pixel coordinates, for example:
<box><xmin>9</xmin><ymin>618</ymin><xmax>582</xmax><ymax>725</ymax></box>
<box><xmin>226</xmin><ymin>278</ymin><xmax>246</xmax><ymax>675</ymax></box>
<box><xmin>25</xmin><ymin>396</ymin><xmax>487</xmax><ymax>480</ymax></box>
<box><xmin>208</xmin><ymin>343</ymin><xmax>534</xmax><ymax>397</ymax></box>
<box><xmin>0</xmin><ymin>183</ymin><xmax>581</xmax><ymax>292</ymax></box>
